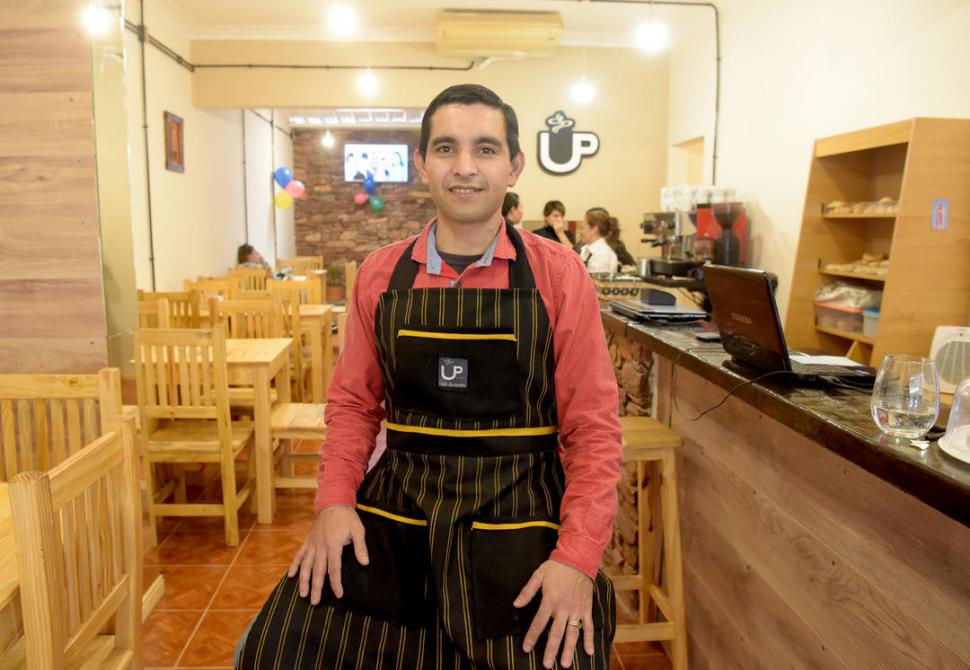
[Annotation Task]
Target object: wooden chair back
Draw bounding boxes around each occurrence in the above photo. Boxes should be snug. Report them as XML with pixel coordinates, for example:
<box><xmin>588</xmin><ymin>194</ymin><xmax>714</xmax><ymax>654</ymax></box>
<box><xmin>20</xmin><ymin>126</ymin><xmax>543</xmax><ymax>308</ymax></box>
<box><xmin>133</xmin><ymin>327</ymin><xmax>232</xmax><ymax>439</ymax></box>
<box><xmin>137</xmin><ymin>290</ymin><xmax>201</xmax><ymax>328</ymax></box>
<box><xmin>184</xmin><ymin>277</ymin><xmax>237</xmax><ymax>302</ymax></box>
<box><xmin>229</xmin><ymin>267</ymin><xmax>269</xmax><ymax>291</ymax></box>
<box><xmin>228</xmin><ymin>289</ymin><xmax>275</xmax><ymax>302</ymax></box>
<box><xmin>344</xmin><ymin>261</ymin><xmax>358</xmax><ymax>301</ymax></box>
<box><xmin>209</xmin><ymin>299</ymin><xmax>284</xmax><ymax>339</ymax></box>
<box><xmin>267</xmin><ymin>278</ymin><xmax>321</xmax><ymax>305</ymax></box>
<box><xmin>138</xmin><ymin>297</ymin><xmax>171</xmax><ymax>329</ymax></box>
<box><xmin>9</xmin><ymin>415</ymin><xmax>141</xmax><ymax>668</ymax></box>
<box><xmin>0</xmin><ymin>369</ymin><xmax>123</xmax><ymax>481</ymax></box>
<box><xmin>278</xmin><ymin>256</ymin><xmax>323</xmax><ymax>276</ymax></box>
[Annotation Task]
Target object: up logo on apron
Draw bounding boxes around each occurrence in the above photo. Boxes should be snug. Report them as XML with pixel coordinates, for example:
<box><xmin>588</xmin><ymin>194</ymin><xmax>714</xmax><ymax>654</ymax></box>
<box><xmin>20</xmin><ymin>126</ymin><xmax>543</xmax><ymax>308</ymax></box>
<box><xmin>438</xmin><ymin>356</ymin><xmax>468</xmax><ymax>389</ymax></box>
<box><xmin>537</xmin><ymin>111</ymin><xmax>600</xmax><ymax>175</ymax></box>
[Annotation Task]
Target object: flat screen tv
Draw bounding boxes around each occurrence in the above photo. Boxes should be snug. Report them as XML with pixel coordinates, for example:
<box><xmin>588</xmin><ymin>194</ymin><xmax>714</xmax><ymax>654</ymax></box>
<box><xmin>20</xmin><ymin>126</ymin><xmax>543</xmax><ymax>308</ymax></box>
<box><xmin>343</xmin><ymin>143</ymin><xmax>409</xmax><ymax>183</ymax></box>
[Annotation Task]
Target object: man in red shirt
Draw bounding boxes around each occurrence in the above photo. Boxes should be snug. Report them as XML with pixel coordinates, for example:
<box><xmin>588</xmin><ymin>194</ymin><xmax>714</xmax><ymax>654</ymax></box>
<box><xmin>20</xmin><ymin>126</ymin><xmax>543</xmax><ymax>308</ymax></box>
<box><xmin>237</xmin><ymin>84</ymin><xmax>621</xmax><ymax>670</ymax></box>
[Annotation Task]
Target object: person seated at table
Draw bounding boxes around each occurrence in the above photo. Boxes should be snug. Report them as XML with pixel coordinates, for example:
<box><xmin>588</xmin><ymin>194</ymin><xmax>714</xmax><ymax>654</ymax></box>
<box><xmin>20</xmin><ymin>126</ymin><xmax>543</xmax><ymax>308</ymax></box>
<box><xmin>533</xmin><ymin>200</ymin><xmax>576</xmax><ymax>249</ymax></box>
<box><xmin>502</xmin><ymin>191</ymin><xmax>524</xmax><ymax>229</ymax></box>
<box><xmin>237</xmin><ymin>244</ymin><xmax>271</xmax><ymax>271</ymax></box>
<box><xmin>579</xmin><ymin>208</ymin><xmax>620</xmax><ymax>274</ymax></box>
<box><xmin>587</xmin><ymin>206</ymin><xmax>635</xmax><ymax>267</ymax></box>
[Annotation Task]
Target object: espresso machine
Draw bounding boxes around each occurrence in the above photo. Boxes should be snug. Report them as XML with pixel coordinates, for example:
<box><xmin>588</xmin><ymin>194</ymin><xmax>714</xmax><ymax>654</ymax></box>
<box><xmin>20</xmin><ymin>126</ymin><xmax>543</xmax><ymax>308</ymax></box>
<box><xmin>641</xmin><ymin>211</ymin><xmax>698</xmax><ymax>277</ymax></box>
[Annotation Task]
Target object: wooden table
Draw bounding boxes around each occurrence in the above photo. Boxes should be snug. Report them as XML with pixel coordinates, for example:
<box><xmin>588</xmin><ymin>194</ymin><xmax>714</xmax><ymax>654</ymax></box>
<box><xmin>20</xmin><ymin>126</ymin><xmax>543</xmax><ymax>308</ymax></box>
<box><xmin>299</xmin><ymin>304</ymin><xmax>334</xmax><ymax>403</ymax></box>
<box><xmin>226</xmin><ymin>338</ymin><xmax>292</xmax><ymax>524</ymax></box>
<box><xmin>0</xmin><ymin>483</ymin><xmax>20</xmax><ymax>659</ymax></box>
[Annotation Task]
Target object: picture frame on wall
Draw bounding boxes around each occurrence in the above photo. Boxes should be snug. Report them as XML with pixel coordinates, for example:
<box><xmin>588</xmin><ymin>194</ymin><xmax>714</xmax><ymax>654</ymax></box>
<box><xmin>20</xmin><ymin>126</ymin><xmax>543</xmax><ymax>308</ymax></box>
<box><xmin>164</xmin><ymin>111</ymin><xmax>184</xmax><ymax>173</ymax></box>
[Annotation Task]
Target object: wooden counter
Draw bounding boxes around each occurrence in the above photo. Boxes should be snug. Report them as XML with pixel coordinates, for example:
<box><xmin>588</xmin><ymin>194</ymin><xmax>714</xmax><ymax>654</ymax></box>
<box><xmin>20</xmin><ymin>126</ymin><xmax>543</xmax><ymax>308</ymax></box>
<box><xmin>603</xmin><ymin>310</ymin><xmax>970</xmax><ymax>669</ymax></box>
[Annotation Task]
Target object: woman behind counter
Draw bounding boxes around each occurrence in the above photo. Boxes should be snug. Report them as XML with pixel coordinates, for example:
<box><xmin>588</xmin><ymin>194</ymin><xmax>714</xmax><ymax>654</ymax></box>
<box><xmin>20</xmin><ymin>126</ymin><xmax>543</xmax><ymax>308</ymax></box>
<box><xmin>580</xmin><ymin>208</ymin><xmax>620</xmax><ymax>273</ymax></box>
<box><xmin>587</xmin><ymin>206</ymin><xmax>635</xmax><ymax>268</ymax></box>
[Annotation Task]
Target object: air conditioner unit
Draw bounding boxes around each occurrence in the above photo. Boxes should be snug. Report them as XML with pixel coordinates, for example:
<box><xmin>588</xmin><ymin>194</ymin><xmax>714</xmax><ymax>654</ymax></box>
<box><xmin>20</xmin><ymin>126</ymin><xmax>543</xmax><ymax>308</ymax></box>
<box><xmin>930</xmin><ymin>326</ymin><xmax>970</xmax><ymax>393</ymax></box>
<box><xmin>435</xmin><ymin>11</ymin><xmax>564</xmax><ymax>58</ymax></box>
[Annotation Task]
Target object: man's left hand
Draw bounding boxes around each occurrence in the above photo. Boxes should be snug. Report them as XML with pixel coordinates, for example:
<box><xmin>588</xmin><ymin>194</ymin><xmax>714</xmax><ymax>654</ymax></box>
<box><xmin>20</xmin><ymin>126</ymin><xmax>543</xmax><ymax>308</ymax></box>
<box><xmin>514</xmin><ymin>560</ymin><xmax>595</xmax><ymax>669</ymax></box>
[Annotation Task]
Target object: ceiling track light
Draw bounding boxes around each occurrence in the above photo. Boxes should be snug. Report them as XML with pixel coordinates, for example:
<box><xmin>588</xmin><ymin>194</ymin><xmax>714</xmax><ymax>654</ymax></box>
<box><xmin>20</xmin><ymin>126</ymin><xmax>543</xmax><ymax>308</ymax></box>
<box><xmin>356</xmin><ymin>70</ymin><xmax>379</xmax><ymax>97</ymax></box>
<box><xmin>327</xmin><ymin>4</ymin><xmax>359</xmax><ymax>39</ymax></box>
<box><xmin>322</xmin><ymin>130</ymin><xmax>335</xmax><ymax>148</ymax></box>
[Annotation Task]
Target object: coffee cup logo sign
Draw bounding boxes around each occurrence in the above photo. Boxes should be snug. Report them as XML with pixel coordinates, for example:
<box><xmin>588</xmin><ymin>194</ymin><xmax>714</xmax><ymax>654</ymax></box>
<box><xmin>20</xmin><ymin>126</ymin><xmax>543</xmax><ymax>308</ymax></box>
<box><xmin>537</xmin><ymin>111</ymin><xmax>600</xmax><ymax>175</ymax></box>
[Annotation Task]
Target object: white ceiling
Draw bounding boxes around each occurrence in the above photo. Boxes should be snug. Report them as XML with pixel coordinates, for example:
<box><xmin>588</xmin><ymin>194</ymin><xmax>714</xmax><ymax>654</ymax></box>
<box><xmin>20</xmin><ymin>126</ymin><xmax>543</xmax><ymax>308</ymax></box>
<box><xmin>158</xmin><ymin>0</ymin><xmax>706</xmax><ymax>48</ymax></box>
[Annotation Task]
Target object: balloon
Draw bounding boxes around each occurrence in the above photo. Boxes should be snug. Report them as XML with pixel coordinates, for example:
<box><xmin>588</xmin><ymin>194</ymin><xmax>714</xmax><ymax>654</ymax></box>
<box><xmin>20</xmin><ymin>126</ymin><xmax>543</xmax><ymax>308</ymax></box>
<box><xmin>363</xmin><ymin>176</ymin><xmax>376</xmax><ymax>195</ymax></box>
<box><xmin>369</xmin><ymin>195</ymin><xmax>385</xmax><ymax>212</ymax></box>
<box><xmin>275</xmin><ymin>190</ymin><xmax>294</xmax><ymax>209</ymax></box>
<box><xmin>353</xmin><ymin>192</ymin><xmax>369</xmax><ymax>205</ymax></box>
<box><xmin>285</xmin><ymin>180</ymin><xmax>305</xmax><ymax>198</ymax></box>
<box><xmin>273</xmin><ymin>167</ymin><xmax>292</xmax><ymax>188</ymax></box>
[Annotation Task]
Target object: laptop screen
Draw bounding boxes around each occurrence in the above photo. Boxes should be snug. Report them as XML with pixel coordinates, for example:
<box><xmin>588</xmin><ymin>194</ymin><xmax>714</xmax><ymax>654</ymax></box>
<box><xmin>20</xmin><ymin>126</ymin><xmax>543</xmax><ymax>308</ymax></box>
<box><xmin>703</xmin><ymin>265</ymin><xmax>793</xmax><ymax>372</ymax></box>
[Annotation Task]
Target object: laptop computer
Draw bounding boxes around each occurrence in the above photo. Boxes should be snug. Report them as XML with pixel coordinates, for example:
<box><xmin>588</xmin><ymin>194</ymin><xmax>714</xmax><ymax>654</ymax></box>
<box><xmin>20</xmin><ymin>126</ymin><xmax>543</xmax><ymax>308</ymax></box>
<box><xmin>609</xmin><ymin>299</ymin><xmax>708</xmax><ymax>324</ymax></box>
<box><xmin>703</xmin><ymin>265</ymin><xmax>875</xmax><ymax>383</ymax></box>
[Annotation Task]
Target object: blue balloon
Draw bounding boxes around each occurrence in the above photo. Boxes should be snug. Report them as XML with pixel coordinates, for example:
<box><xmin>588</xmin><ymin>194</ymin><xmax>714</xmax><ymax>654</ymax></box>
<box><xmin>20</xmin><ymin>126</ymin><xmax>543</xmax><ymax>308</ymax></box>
<box><xmin>363</xmin><ymin>176</ymin><xmax>376</xmax><ymax>195</ymax></box>
<box><xmin>274</xmin><ymin>167</ymin><xmax>292</xmax><ymax>188</ymax></box>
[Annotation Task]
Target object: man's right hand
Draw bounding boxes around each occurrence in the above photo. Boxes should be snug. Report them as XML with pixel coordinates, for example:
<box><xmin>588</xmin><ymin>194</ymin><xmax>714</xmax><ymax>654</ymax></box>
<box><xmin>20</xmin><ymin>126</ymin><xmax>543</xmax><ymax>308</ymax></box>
<box><xmin>288</xmin><ymin>505</ymin><xmax>369</xmax><ymax>605</ymax></box>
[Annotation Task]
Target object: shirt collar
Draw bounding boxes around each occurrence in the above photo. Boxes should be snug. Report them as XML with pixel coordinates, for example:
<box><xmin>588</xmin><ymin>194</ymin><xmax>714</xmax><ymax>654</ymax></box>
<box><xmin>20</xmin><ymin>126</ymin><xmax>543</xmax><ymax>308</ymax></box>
<box><xmin>412</xmin><ymin>218</ymin><xmax>517</xmax><ymax>276</ymax></box>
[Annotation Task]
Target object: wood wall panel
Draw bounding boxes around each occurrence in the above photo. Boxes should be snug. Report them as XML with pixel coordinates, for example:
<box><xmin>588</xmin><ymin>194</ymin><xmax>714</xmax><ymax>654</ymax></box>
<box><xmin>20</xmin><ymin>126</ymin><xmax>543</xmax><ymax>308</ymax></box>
<box><xmin>0</xmin><ymin>0</ymin><xmax>106</xmax><ymax>372</ymax></box>
<box><xmin>666</xmin><ymin>368</ymin><xmax>970</xmax><ymax>669</ymax></box>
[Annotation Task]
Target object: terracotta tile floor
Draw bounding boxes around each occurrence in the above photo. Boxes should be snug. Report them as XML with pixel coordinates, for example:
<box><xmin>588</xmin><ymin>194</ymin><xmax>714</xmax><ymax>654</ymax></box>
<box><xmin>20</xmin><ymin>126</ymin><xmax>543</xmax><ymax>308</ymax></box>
<box><xmin>141</xmin><ymin>487</ymin><xmax>671</xmax><ymax>669</ymax></box>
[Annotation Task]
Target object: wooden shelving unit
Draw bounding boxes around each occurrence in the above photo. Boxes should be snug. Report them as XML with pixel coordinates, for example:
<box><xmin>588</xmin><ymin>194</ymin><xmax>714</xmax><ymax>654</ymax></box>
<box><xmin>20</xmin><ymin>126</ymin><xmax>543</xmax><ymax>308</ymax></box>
<box><xmin>785</xmin><ymin>118</ymin><xmax>970</xmax><ymax>368</ymax></box>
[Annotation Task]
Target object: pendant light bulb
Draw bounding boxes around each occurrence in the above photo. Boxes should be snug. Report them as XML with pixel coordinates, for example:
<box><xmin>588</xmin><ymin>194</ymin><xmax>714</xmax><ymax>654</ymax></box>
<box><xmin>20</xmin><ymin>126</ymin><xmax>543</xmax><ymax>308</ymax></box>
<box><xmin>357</xmin><ymin>70</ymin><xmax>379</xmax><ymax>97</ymax></box>
<box><xmin>570</xmin><ymin>79</ymin><xmax>597</xmax><ymax>105</ymax></box>
<box><xmin>327</xmin><ymin>4</ymin><xmax>359</xmax><ymax>39</ymax></box>
<box><xmin>81</xmin><ymin>5</ymin><xmax>113</xmax><ymax>36</ymax></box>
<box><xmin>322</xmin><ymin>130</ymin><xmax>335</xmax><ymax>148</ymax></box>
<box><xmin>634</xmin><ymin>21</ymin><xmax>668</xmax><ymax>53</ymax></box>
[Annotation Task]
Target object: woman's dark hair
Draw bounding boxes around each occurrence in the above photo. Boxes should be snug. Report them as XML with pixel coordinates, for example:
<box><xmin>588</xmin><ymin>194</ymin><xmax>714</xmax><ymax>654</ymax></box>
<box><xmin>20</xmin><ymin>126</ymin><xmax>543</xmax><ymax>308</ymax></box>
<box><xmin>585</xmin><ymin>208</ymin><xmax>612</xmax><ymax>239</ymax></box>
<box><xmin>237</xmin><ymin>244</ymin><xmax>255</xmax><ymax>265</ymax></box>
<box><xmin>502</xmin><ymin>192</ymin><xmax>520</xmax><ymax>218</ymax></box>
<box><xmin>586</xmin><ymin>207</ymin><xmax>633</xmax><ymax>263</ymax></box>
<box><xmin>543</xmin><ymin>200</ymin><xmax>565</xmax><ymax>217</ymax></box>
<box><xmin>419</xmin><ymin>84</ymin><xmax>520</xmax><ymax>159</ymax></box>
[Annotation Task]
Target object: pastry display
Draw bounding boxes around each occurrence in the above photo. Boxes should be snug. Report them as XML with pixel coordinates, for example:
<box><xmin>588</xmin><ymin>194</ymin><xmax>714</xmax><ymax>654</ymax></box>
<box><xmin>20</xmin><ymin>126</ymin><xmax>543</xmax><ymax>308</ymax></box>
<box><xmin>822</xmin><ymin>252</ymin><xmax>889</xmax><ymax>276</ymax></box>
<box><xmin>822</xmin><ymin>197</ymin><xmax>898</xmax><ymax>215</ymax></box>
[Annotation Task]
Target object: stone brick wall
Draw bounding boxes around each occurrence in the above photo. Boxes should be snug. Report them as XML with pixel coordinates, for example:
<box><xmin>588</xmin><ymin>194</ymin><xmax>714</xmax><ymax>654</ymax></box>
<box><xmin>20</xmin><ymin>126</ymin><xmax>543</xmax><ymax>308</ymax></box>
<box><xmin>292</xmin><ymin>128</ymin><xmax>438</xmax><ymax>266</ymax></box>
<box><xmin>603</xmin><ymin>324</ymin><xmax>654</xmax><ymax>620</ymax></box>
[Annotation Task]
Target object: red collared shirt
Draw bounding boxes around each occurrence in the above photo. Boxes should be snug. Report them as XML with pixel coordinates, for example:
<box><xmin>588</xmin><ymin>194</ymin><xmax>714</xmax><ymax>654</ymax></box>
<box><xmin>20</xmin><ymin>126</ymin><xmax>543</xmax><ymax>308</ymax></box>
<box><xmin>317</xmin><ymin>220</ymin><xmax>622</xmax><ymax>578</ymax></box>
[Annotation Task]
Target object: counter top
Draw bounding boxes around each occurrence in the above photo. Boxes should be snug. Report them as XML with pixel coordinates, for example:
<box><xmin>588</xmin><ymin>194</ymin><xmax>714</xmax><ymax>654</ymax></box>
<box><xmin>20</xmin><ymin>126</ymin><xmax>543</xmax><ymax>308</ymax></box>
<box><xmin>602</xmin><ymin>310</ymin><xmax>970</xmax><ymax>527</ymax></box>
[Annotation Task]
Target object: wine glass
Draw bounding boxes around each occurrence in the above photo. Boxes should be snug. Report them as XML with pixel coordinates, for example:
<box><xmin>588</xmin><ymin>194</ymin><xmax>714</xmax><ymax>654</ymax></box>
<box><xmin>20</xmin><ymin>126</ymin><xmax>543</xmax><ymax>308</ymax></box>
<box><xmin>870</xmin><ymin>355</ymin><xmax>940</xmax><ymax>442</ymax></box>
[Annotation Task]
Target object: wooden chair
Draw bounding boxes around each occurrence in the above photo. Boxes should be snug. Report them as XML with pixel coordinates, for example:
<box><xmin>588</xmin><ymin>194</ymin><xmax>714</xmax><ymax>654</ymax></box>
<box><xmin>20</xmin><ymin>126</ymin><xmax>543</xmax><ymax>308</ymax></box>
<box><xmin>344</xmin><ymin>260</ymin><xmax>358</xmax><ymax>301</ymax></box>
<box><xmin>0</xmin><ymin>369</ymin><xmax>123</xmax><ymax>481</ymax></box>
<box><xmin>208</xmin><ymin>298</ymin><xmax>283</xmax><ymax>340</ymax></box>
<box><xmin>277</xmin><ymin>255</ymin><xmax>323</xmax><ymax>277</ymax></box>
<box><xmin>611</xmin><ymin>416</ymin><xmax>688</xmax><ymax>669</ymax></box>
<box><xmin>7</xmin><ymin>415</ymin><xmax>141</xmax><ymax>668</ymax></box>
<box><xmin>267</xmin><ymin>278</ymin><xmax>321</xmax><ymax>305</ymax></box>
<box><xmin>137</xmin><ymin>290</ymin><xmax>201</xmax><ymax>328</ymax></box>
<box><xmin>270</xmin><ymin>403</ymin><xmax>325</xmax><ymax>490</ymax></box>
<box><xmin>138</xmin><ymin>297</ymin><xmax>171</xmax><ymax>329</ymax></box>
<box><xmin>184</xmin><ymin>277</ymin><xmax>237</xmax><ymax>302</ymax></box>
<box><xmin>135</xmin><ymin>326</ymin><xmax>254</xmax><ymax>546</ymax></box>
<box><xmin>229</xmin><ymin>267</ymin><xmax>270</xmax><ymax>291</ymax></box>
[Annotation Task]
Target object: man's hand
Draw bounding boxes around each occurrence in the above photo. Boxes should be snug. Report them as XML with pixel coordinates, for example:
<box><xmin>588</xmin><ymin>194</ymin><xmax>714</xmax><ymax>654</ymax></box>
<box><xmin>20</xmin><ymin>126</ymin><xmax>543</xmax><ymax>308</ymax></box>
<box><xmin>515</xmin><ymin>560</ymin><xmax>595</xmax><ymax>669</ymax></box>
<box><xmin>287</xmin><ymin>506</ymin><xmax>368</xmax><ymax>605</ymax></box>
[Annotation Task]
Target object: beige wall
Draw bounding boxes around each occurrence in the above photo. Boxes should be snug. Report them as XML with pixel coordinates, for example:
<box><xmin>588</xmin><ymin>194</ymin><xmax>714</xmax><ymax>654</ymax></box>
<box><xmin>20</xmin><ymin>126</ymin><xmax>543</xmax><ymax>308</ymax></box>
<box><xmin>125</xmin><ymin>1</ymin><xmax>293</xmax><ymax>292</ymax></box>
<box><xmin>191</xmin><ymin>40</ymin><xmax>669</xmax><ymax>258</ymax></box>
<box><xmin>667</xmin><ymin>0</ymin><xmax>970</xmax><ymax>317</ymax></box>
<box><xmin>0</xmin><ymin>0</ymin><xmax>108</xmax><ymax>372</ymax></box>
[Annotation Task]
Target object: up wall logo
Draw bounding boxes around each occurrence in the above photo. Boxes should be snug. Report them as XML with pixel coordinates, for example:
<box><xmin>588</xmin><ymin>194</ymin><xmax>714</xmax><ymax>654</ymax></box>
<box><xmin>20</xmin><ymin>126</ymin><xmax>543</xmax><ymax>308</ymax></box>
<box><xmin>537</xmin><ymin>111</ymin><xmax>599</xmax><ymax>175</ymax></box>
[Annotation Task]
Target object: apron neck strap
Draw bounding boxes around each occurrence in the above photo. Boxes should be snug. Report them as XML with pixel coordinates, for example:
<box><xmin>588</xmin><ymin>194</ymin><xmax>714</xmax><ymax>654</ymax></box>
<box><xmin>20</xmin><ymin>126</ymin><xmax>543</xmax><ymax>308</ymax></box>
<box><xmin>386</xmin><ymin>221</ymin><xmax>537</xmax><ymax>291</ymax></box>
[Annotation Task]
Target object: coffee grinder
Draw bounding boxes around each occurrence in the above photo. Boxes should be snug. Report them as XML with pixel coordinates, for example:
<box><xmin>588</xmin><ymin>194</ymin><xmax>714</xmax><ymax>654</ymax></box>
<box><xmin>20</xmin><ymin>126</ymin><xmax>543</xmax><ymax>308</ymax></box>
<box><xmin>712</xmin><ymin>202</ymin><xmax>743</xmax><ymax>267</ymax></box>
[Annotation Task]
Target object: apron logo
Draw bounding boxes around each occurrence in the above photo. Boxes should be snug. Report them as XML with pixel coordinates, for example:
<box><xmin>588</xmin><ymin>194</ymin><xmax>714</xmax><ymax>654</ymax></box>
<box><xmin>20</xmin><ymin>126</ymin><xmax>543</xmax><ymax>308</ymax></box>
<box><xmin>438</xmin><ymin>356</ymin><xmax>468</xmax><ymax>389</ymax></box>
<box><xmin>537</xmin><ymin>111</ymin><xmax>600</xmax><ymax>175</ymax></box>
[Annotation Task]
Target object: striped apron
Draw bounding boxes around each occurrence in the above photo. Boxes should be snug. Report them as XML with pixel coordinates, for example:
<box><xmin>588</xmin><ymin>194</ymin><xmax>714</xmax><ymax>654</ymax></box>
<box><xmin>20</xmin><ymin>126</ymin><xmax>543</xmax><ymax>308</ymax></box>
<box><xmin>237</xmin><ymin>223</ymin><xmax>616</xmax><ymax>669</ymax></box>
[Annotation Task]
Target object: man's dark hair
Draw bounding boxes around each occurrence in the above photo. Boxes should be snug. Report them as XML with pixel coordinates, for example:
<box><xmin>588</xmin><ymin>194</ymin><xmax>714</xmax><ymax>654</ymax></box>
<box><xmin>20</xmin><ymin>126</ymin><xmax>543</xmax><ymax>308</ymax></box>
<box><xmin>419</xmin><ymin>84</ymin><xmax>521</xmax><ymax>160</ymax></box>
<box><xmin>543</xmin><ymin>200</ymin><xmax>565</xmax><ymax>217</ymax></box>
<box><xmin>502</xmin><ymin>191</ymin><xmax>520</xmax><ymax>218</ymax></box>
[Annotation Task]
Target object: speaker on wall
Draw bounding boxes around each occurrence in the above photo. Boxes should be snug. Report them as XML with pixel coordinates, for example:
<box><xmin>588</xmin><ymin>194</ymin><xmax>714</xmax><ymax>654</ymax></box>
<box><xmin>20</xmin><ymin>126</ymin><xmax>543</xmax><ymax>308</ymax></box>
<box><xmin>930</xmin><ymin>326</ymin><xmax>970</xmax><ymax>394</ymax></box>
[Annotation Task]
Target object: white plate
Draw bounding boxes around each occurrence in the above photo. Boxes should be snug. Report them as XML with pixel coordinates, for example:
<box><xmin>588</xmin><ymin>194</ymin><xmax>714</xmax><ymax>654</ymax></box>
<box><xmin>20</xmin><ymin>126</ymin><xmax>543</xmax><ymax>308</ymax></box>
<box><xmin>938</xmin><ymin>433</ymin><xmax>970</xmax><ymax>465</ymax></box>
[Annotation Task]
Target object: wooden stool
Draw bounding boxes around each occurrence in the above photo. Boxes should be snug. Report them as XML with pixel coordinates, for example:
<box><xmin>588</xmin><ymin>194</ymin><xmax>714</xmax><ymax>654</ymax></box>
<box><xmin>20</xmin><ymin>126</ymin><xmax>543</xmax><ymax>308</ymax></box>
<box><xmin>270</xmin><ymin>403</ymin><xmax>326</xmax><ymax>489</ymax></box>
<box><xmin>612</xmin><ymin>415</ymin><xmax>687</xmax><ymax>670</ymax></box>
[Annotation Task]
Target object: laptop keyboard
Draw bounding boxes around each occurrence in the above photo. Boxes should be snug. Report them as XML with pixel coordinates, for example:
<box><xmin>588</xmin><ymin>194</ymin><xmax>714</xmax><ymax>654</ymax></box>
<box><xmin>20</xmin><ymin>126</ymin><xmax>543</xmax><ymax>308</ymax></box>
<box><xmin>790</xmin><ymin>361</ymin><xmax>868</xmax><ymax>376</ymax></box>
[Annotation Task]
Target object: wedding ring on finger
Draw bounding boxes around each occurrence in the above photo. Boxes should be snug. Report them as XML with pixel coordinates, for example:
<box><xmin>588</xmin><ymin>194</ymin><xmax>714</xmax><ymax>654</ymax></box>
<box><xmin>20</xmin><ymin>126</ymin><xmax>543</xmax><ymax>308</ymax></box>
<box><xmin>566</xmin><ymin>619</ymin><xmax>583</xmax><ymax>629</ymax></box>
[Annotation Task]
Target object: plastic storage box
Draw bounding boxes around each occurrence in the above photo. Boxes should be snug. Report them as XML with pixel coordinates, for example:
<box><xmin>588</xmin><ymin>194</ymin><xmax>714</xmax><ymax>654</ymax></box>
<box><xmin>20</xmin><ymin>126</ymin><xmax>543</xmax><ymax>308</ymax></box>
<box><xmin>814</xmin><ymin>301</ymin><xmax>864</xmax><ymax>334</ymax></box>
<box><xmin>863</xmin><ymin>310</ymin><xmax>880</xmax><ymax>338</ymax></box>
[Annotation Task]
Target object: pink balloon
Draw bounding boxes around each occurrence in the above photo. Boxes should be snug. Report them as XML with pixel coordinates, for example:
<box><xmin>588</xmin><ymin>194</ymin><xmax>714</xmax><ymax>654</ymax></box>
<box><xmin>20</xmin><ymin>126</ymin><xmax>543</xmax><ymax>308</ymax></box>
<box><xmin>285</xmin><ymin>180</ymin><xmax>305</xmax><ymax>198</ymax></box>
<box><xmin>353</xmin><ymin>192</ymin><xmax>369</xmax><ymax>205</ymax></box>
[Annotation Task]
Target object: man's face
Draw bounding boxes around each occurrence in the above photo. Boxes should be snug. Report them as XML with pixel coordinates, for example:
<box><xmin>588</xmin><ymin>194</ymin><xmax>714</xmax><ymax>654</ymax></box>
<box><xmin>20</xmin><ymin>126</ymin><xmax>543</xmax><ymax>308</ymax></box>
<box><xmin>414</xmin><ymin>104</ymin><xmax>524</xmax><ymax>228</ymax></box>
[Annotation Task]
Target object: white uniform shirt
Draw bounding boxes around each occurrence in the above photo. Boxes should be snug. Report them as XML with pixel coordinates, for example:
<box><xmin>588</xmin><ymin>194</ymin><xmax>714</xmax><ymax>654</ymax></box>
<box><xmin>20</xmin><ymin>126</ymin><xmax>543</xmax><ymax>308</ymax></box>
<box><xmin>579</xmin><ymin>237</ymin><xmax>618</xmax><ymax>274</ymax></box>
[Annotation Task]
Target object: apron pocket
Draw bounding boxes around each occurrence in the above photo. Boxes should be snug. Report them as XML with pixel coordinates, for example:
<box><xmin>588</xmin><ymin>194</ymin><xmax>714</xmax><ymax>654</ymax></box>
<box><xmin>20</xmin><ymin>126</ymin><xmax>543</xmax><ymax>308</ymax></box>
<box><xmin>321</xmin><ymin>502</ymin><xmax>433</xmax><ymax>627</ymax></box>
<box><xmin>392</xmin><ymin>328</ymin><xmax>523</xmax><ymax>420</ymax></box>
<box><xmin>469</xmin><ymin>518</ymin><xmax>559</xmax><ymax>639</ymax></box>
